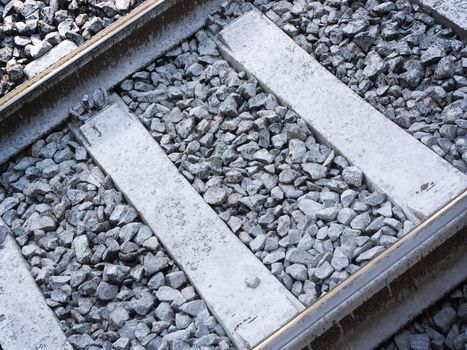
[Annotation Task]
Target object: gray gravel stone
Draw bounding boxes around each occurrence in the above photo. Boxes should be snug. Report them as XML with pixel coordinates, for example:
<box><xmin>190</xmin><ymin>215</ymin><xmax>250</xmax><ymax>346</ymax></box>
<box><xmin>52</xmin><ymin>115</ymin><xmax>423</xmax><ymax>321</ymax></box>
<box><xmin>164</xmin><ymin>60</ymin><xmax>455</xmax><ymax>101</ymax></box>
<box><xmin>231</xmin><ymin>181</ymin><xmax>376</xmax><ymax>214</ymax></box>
<box><xmin>68</xmin><ymin>334</ymin><xmax>94</xmax><ymax>350</ymax></box>
<box><xmin>316</xmin><ymin>207</ymin><xmax>338</xmax><ymax>221</ymax></box>
<box><xmin>421</xmin><ymin>42</ymin><xmax>446</xmax><ymax>64</ymax></box>
<box><xmin>286</xmin><ymin>264</ymin><xmax>307</xmax><ymax>281</ymax></box>
<box><xmin>73</xmin><ymin>235</ymin><xmax>92</xmax><ymax>264</ymax></box>
<box><xmin>303</xmin><ymin>163</ymin><xmax>327</xmax><ymax>180</ymax></box>
<box><xmin>409</xmin><ymin>334</ymin><xmax>430</xmax><ymax>350</ymax></box>
<box><xmin>433</xmin><ymin>306</ymin><xmax>457</xmax><ymax>333</ymax></box>
<box><xmin>0</xmin><ymin>197</ymin><xmax>20</xmax><ymax>215</ymax></box>
<box><xmin>103</xmin><ymin>264</ymin><xmax>130</xmax><ymax>283</ymax></box>
<box><xmin>288</xmin><ymin>139</ymin><xmax>306</xmax><ymax>163</ymax></box>
<box><xmin>155</xmin><ymin>302</ymin><xmax>174</xmax><ymax>322</ymax></box>
<box><xmin>144</xmin><ymin>254</ymin><xmax>170</xmax><ymax>276</ymax></box>
<box><xmin>331</xmin><ymin>247</ymin><xmax>349</xmax><ymax>271</ymax></box>
<box><xmin>156</xmin><ymin>286</ymin><xmax>183</xmax><ymax>302</ymax></box>
<box><xmin>342</xmin><ymin>166</ymin><xmax>363</xmax><ymax>187</ymax></box>
<box><xmin>297</xmin><ymin>198</ymin><xmax>322</xmax><ymax>218</ymax></box>
<box><xmin>179</xmin><ymin>300</ymin><xmax>207</xmax><ymax>317</ymax></box>
<box><xmin>245</xmin><ymin>276</ymin><xmax>261</xmax><ymax>288</ymax></box>
<box><xmin>109</xmin><ymin>306</ymin><xmax>130</xmax><ymax>329</ymax></box>
<box><xmin>96</xmin><ymin>281</ymin><xmax>118</xmax><ymax>301</ymax></box>
<box><xmin>350</xmin><ymin>212</ymin><xmax>371</xmax><ymax>230</ymax></box>
<box><xmin>110</xmin><ymin>204</ymin><xmax>138</xmax><ymax>225</ymax></box>
<box><xmin>314</xmin><ymin>261</ymin><xmax>334</xmax><ymax>280</ymax></box>
<box><xmin>203</xmin><ymin>187</ymin><xmax>227</xmax><ymax>205</ymax></box>
<box><xmin>355</xmin><ymin>245</ymin><xmax>385</xmax><ymax>262</ymax></box>
<box><xmin>166</xmin><ymin>271</ymin><xmax>187</xmax><ymax>289</ymax></box>
<box><xmin>363</xmin><ymin>51</ymin><xmax>385</xmax><ymax>79</ymax></box>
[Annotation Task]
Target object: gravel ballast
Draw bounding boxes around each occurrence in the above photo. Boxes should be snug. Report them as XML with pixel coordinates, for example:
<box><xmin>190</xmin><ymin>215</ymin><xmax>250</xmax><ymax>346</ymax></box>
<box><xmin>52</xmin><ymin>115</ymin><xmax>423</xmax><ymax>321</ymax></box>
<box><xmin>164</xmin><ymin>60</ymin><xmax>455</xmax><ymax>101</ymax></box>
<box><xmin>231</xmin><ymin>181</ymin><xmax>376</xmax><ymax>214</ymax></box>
<box><xmin>115</xmin><ymin>28</ymin><xmax>415</xmax><ymax>306</ymax></box>
<box><xmin>0</xmin><ymin>129</ymin><xmax>233</xmax><ymax>349</ymax></box>
<box><xmin>3</xmin><ymin>0</ymin><xmax>466</xmax><ymax>173</ymax></box>
<box><xmin>242</xmin><ymin>0</ymin><xmax>467</xmax><ymax>173</ymax></box>
<box><xmin>380</xmin><ymin>282</ymin><xmax>467</xmax><ymax>350</ymax></box>
<box><xmin>0</xmin><ymin>0</ymin><xmax>143</xmax><ymax>97</ymax></box>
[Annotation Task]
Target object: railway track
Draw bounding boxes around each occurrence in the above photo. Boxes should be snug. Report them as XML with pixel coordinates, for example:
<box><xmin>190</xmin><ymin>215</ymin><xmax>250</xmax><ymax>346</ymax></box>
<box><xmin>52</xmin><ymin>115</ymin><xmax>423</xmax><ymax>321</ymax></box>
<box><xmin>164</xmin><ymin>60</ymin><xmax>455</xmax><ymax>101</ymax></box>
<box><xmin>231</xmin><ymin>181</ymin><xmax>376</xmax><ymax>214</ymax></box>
<box><xmin>0</xmin><ymin>0</ymin><xmax>466</xmax><ymax>349</ymax></box>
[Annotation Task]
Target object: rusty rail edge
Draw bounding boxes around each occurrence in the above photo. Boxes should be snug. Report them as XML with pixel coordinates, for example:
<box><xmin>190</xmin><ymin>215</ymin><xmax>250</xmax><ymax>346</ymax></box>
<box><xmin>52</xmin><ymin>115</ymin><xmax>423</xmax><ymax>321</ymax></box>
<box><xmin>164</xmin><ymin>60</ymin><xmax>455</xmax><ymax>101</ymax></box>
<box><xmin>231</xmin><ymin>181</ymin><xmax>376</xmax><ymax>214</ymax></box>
<box><xmin>0</xmin><ymin>0</ymin><xmax>222</xmax><ymax>166</ymax></box>
<box><xmin>254</xmin><ymin>190</ymin><xmax>467</xmax><ymax>350</ymax></box>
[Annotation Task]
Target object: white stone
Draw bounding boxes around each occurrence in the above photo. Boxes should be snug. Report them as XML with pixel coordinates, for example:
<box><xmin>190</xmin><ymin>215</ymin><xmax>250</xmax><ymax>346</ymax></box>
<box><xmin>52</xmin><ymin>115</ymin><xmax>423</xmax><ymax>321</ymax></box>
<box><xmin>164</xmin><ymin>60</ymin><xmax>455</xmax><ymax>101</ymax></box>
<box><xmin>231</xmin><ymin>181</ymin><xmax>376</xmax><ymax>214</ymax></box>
<box><xmin>218</xmin><ymin>10</ymin><xmax>467</xmax><ymax>222</ymax></box>
<box><xmin>80</xmin><ymin>102</ymin><xmax>304</xmax><ymax>349</ymax></box>
<box><xmin>24</xmin><ymin>40</ymin><xmax>77</xmax><ymax>79</ymax></box>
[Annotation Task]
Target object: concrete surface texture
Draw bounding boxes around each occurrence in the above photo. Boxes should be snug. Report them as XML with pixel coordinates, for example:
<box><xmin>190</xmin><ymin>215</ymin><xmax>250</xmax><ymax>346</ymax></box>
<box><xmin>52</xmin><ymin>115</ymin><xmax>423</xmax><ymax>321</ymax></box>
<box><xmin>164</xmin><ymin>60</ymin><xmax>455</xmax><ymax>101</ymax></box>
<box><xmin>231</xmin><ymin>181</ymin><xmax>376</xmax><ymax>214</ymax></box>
<box><xmin>0</xmin><ymin>220</ymin><xmax>72</xmax><ymax>350</ymax></box>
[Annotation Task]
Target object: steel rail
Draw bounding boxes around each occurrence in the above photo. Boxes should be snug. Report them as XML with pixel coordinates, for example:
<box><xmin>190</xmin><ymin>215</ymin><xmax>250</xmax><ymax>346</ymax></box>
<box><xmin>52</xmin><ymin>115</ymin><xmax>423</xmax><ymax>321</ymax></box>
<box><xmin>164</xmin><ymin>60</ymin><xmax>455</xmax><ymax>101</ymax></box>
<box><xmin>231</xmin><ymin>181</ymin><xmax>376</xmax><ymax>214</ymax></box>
<box><xmin>254</xmin><ymin>190</ymin><xmax>467</xmax><ymax>350</ymax></box>
<box><xmin>0</xmin><ymin>0</ymin><xmax>222</xmax><ymax>165</ymax></box>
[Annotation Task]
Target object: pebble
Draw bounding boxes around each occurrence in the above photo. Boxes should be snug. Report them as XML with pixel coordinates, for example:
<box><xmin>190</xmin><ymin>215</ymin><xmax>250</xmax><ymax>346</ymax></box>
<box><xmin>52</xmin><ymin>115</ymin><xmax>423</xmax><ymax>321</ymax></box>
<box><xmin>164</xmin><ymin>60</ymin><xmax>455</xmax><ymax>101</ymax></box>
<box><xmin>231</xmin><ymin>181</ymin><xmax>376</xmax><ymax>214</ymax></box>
<box><xmin>109</xmin><ymin>306</ymin><xmax>130</xmax><ymax>329</ymax></box>
<box><xmin>303</xmin><ymin>163</ymin><xmax>327</xmax><ymax>180</ymax></box>
<box><xmin>355</xmin><ymin>245</ymin><xmax>385</xmax><ymax>262</ymax></box>
<box><xmin>363</xmin><ymin>51</ymin><xmax>385</xmax><ymax>78</ymax></box>
<box><xmin>433</xmin><ymin>306</ymin><xmax>457</xmax><ymax>333</ymax></box>
<box><xmin>342</xmin><ymin>166</ymin><xmax>363</xmax><ymax>187</ymax></box>
<box><xmin>245</xmin><ymin>276</ymin><xmax>261</xmax><ymax>288</ymax></box>
<box><xmin>96</xmin><ymin>281</ymin><xmax>118</xmax><ymax>301</ymax></box>
<box><xmin>73</xmin><ymin>235</ymin><xmax>91</xmax><ymax>264</ymax></box>
<box><xmin>316</xmin><ymin>207</ymin><xmax>338</xmax><ymax>221</ymax></box>
<box><xmin>203</xmin><ymin>187</ymin><xmax>227</xmax><ymax>205</ymax></box>
<box><xmin>421</xmin><ymin>42</ymin><xmax>446</xmax><ymax>64</ymax></box>
<box><xmin>103</xmin><ymin>264</ymin><xmax>130</xmax><ymax>283</ymax></box>
<box><xmin>144</xmin><ymin>254</ymin><xmax>170</xmax><ymax>276</ymax></box>
<box><xmin>314</xmin><ymin>261</ymin><xmax>334</xmax><ymax>280</ymax></box>
<box><xmin>156</xmin><ymin>286</ymin><xmax>183</xmax><ymax>302</ymax></box>
<box><xmin>409</xmin><ymin>334</ymin><xmax>430</xmax><ymax>350</ymax></box>
<box><xmin>288</xmin><ymin>140</ymin><xmax>307</xmax><ymax>163</ymax></box>
<box><xmin>350</xmin><ymin>212</ymin><xmax>371</xmax><ymax>230</ymax></box>
<box><xmin>166</xmin><ymin>271</ymin><xmax>187</xmax><ymax>289</ymax></box>
<box><xmin>297</xmin><ymin>198</ymin><xmax>322</xmax><ymax>218</ymax></box>
<box><xmin>337</xmin><ymin>208</ymin><xmax>356</xmax><ymax>225</ymax></box>
<box><xmin>330</xmin><ymin>247</ymin><xmax>349</xmax><ymax>271</ymax></box>
<box><xmin>68</xmin><ymin>334</ymin><xmax>94</xmax><ymax>350</ymax></box>
<box><xmin>286</xmin><ymin>264</ymin><xmax>307</xmax><ymax>281</ymax></box>
<box><xmin>179</xmin><ymin>300</ymin><xmax>207</xmax><ymax>317</ymax></box>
